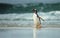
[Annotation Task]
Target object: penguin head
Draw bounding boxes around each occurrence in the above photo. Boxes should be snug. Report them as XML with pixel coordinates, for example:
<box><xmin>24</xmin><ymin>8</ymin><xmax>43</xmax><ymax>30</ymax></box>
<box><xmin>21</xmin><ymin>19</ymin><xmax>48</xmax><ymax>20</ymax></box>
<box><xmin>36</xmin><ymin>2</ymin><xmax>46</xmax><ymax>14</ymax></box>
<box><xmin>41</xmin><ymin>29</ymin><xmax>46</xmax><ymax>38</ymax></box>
<box><xmin>32</xmin><ymin>9</ymin><xmax>37</xmax><ymax>13</ymax></box>
<box><xmin>32</xmin><ymin>9</ymin><xmax>37</xmax><ymax>11</ymax></box>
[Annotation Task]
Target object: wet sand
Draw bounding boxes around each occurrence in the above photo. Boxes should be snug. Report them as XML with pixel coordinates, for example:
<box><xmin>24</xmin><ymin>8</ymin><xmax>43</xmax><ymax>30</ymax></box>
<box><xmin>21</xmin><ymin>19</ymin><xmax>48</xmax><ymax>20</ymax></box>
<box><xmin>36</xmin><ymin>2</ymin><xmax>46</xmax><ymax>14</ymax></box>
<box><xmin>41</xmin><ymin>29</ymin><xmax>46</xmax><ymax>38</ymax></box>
<box><xmin>0</xmin><ymin>25</ymin><xmax>60</xmax><ymax>29</ymax></box>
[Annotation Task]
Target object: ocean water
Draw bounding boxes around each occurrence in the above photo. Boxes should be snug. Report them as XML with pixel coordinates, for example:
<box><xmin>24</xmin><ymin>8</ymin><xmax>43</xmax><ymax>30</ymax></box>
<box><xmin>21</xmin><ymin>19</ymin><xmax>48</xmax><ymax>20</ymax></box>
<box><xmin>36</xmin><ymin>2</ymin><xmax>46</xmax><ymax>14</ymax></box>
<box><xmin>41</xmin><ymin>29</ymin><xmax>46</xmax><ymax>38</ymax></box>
<box><xmin>0</xmin><ymin>3</ymin><xmax>60</xmax><ymax>27</ymax></box>
<box><xmin>0</xmin><ymin>29</ymin><xmax>60</xmax><ymax>38</ymax></box>
<box><xmin>0</xmin><ymin>11</ymin><xmax>60</xmax><ymax>27</ymax></box>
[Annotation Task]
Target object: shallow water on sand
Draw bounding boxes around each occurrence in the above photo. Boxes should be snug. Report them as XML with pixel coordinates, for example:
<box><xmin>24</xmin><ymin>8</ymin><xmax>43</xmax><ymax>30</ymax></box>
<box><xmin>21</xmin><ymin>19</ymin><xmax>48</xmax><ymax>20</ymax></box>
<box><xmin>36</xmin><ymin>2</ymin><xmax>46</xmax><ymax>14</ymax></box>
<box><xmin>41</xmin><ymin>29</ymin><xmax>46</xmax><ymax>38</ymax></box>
<box><xmin>0</xmin><ymin>29</ymin><xmax>60</xmax><ymax>38</ymax></box>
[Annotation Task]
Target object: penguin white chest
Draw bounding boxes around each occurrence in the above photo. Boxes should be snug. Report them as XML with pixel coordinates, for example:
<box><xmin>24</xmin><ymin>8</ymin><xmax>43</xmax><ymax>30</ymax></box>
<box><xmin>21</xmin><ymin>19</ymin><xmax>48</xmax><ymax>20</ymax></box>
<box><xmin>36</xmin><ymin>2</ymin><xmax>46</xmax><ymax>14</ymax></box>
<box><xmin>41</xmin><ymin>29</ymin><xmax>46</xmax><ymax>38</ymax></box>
<box><xmin>33</xmin><ymin>13</ymin><xmax>40</xmax><ymax>25</ymax></box>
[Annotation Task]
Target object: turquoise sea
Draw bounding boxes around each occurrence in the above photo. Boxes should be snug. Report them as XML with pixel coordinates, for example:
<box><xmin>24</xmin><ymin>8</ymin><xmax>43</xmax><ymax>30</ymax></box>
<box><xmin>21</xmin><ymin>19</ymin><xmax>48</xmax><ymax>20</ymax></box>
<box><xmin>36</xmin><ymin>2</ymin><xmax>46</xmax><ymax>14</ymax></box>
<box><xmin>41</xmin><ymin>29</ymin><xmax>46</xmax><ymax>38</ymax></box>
<box><xmin>0</xmin><ymin>3</ymin><xmax>60</xmax><ymax>27</ymax></box>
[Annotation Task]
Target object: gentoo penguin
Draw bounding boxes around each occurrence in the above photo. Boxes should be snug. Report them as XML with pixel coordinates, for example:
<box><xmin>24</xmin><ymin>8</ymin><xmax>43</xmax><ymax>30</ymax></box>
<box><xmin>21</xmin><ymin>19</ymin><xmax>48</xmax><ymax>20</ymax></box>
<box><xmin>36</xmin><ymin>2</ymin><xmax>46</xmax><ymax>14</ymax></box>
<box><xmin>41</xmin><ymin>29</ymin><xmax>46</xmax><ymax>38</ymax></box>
<box><xmin>32</xmin><ymin>9</ymin><xmax>44</xmax><ymax>29</ymax></box>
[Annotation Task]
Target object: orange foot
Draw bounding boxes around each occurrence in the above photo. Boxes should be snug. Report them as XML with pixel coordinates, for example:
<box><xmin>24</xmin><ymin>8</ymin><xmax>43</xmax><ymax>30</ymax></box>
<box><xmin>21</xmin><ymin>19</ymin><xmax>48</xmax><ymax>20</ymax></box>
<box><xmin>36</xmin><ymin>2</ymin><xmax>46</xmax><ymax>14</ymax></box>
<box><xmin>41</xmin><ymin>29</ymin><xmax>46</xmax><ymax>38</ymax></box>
<box><xmin>36</xmin><ymin>25</ymin><xmax>42</xmax><ymax>29</ymax></box>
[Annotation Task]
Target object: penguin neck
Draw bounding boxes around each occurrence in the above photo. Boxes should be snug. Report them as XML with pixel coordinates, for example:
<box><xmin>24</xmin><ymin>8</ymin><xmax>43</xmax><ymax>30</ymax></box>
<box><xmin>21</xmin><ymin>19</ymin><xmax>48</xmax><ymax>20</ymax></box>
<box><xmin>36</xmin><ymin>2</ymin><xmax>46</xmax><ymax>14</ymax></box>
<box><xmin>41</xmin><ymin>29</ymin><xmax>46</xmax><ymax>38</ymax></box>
<box><xmin>34</xmin><ymin>12</ymin><xmax>37</xmax><ymax>15</ymax></box>
<box><xmin>34</xmin><ymin>12</ymin><xmax>39</xmax><ymax>18</ymax></box>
